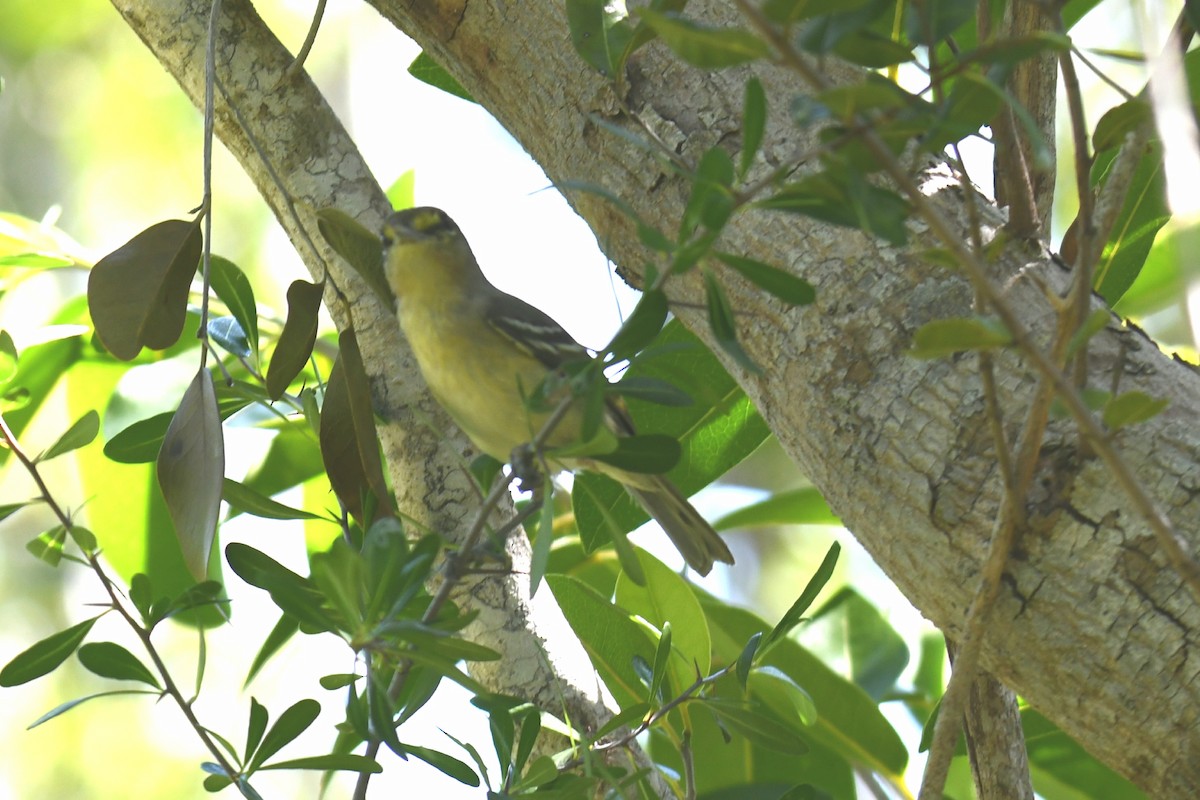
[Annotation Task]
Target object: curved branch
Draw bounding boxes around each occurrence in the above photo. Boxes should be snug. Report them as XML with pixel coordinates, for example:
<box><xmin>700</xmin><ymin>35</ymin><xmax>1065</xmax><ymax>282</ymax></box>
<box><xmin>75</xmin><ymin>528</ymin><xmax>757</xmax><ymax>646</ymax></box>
<box><xmin>362</xmin><ymin>0</ymin><xmax>1200</xmax><ymax>796</ymax></box>
<box><xmin>109</xmin><ymin>0</ymin><xmax>647</xmax><ymax>787</ymax></box>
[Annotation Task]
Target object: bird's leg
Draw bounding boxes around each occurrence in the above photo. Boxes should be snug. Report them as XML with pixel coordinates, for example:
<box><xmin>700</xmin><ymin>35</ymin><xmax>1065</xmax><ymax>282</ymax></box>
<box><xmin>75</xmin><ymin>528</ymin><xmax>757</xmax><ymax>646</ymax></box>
<box><xmin>509</xmin><ymin>441</ymin><xmax>544</xmax><ymax>495</ymax></box>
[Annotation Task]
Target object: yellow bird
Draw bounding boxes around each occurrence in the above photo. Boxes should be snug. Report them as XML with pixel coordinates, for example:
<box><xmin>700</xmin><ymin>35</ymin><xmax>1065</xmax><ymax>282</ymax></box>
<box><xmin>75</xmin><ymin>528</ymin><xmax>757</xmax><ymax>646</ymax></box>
<box><xmin>381</xmin><ymin>207</ymin><xmax>733</xmax><ymax>575</ymax></box>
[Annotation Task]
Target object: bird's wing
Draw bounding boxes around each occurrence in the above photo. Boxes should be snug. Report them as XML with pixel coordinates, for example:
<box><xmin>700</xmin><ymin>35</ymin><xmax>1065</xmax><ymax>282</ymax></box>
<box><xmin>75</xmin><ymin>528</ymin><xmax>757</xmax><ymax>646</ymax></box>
<box><xmin>484</xmin><ymin>291</ymin><xmax>589</xmax><ymax>371</ymax></box>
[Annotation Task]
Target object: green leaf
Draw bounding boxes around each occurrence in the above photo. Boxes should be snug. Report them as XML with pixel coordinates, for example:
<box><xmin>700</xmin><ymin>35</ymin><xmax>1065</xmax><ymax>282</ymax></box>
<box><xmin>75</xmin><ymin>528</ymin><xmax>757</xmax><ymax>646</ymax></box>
<box><xmin>318</xmin><ymin>673</ymin><xmax>360</xmax><ymax>690</ymax></box>
<box><xmin>648</xmin><ymin>621</ymin><xmax>672</xmax><ymax>699</ymax></box>
<box><xmin>758</xmin><ymin>171</ymin><xmax>910</xmax><ymax>245</ymax></box>
<box><xmin>682</xmin><ymin>147</ymin><xmax>736</xmax><ymax>236</ymax></box>
<box><xmin>248</xmin><ymin>699</ymin><xmax>321</xmax><ymax>771</ymax></box>
<box><xmin>605</xmin><ymin>289</ymin><xmax>668</xmax><ymax>362</ymax></box>
<box><xmin>0</xmin><ymin>617</ymin><xmax>99</xmax><ymax>686</ymax></box>
<box><xmin>615</xmin><ymin>550</ymin><xmax>712</xmax><ymax>680</ymax></box>
<box><xmin>266</xmin><ymin>279</ymin><xmax>323</xmax><ymax>401</ymax></box>
<box><xmin>157</xmin><ymin>368</ymin><xmax>225</xmax><ymax>581</ymax></box>
<box><xmin>588</xmin><ymin>433</ymin><xmax>681</xmax><ymax>475</ymax></box>
<box><xmin>317</xmin><ymin>208</ymin><xmax>392</xmax><ymax>306</ymax></box>
<box><xmin>715</xmin><ymin>252</ymin><xmax>816</xmax><ymax>306</ymax></box>
<box><xmin>1102</xmin><ymin>391</ymin><xmax>1169</xmax><ymax>430</ymax></box>
<box><xmin>225</xmin><ymin>543</ymin><xmax>336</xmax><ymax>632</ymax></box>
<box><xmin>703</xmin><ymin>269</ymin><xmax>759</xmax><ymax>374</ymax></box>
<box><xmin>547</xmin><ymin>574</ymin><xmax>659</xmax><ymax>711</ymax></box>
<box><xmin>736</xmin><ymin>632</ymin><xmax>761</xmax><ymax>689</ymax></box>
<box><xmin>75</xmin><ymin>642</ymin><xmax>160</xmax><ymax>688</ymax></box>
<box><xmin>245</xmin><ymin>697</ymin><xmax>269</xmax><ymax>763</ymax></box>
<box><xmin>760</xmin><ymin>541</ymin><xmax>840</xmax><ymax>659</ymax></box>
<box><xmin>703</xmin><ymin>697</ymin><xmax>809</xmax><ymax>754</ymax></box>
<box><xmin>637</xmin><ymin>10</ymin><xmax>769</xmax><ymax>68</ymax></box>
<box><xmin>404</xmin><ymin>744</ymin><xmax>480</xmax><ymax>786</ymax></box>
<box><xmin>529</xmin><ymin>476</ymin><xmax>555</xmax><ymax>597</ymax></box>
<box><xmin>703</xmin><ymin>600</ymin><xmax>908</xmax><ymax>776</ymax></box>
<box><xmin>910</xmin><ymin>316</ymin><xmax>1012</xmax><ymax>358</ymax></box>
<box><xmin>407</xmin><ymin>52</ymin><xmax>474</xmax><ymax>103</ymax></box>
<box><xmin>87</xmin><ymin>218</ymin><xmax>202</xmax><ymax>360</ymax></box>
<box><xmin>913</xmin><ymin>633</ymin><xmax>945</xmax><ymax>700</ymax></box>
<box><xmin>26</xmin><ymin>689</ymin><xmax>157</xmax><ymax>730</ymax></box>
<box><xmin>244</xmin><ymin>614</ymin><xmax>299</xmax><ymax>688</ymax></box>
<box><xmin>27</xmin><ymin>525</ymin><xmax>66</xmax><ymax>566</ymax></box>
<box><xmin>904</xmin><ymin>0</ymin><xmax>975</xmax><ymax>45</ymax></box>
<box><xmin>207</xmin><ymin>316</ymin><xmax>250</xmax><ymax>357</ymax></box>
<box><xmin>740</xmin><ymin>77</ymin><xmax>766</xmax><ymax>179</ymax></box>
<box><xmin>512</xmin><ymin>754</ymin><xmax>558</xmax><ymax>791</ymax></box>
<box><xmin>103</xmin><ymin>386</ymin><xmax>251</xmax><ymax>466</ymax></box>
<box><xmin>310</xmin><ymin>538</ymin><xmax>367</xmax><ymax>632</ymax></box>
<box><xmin>1092</xmin><ymin>99</ymin><xmax>1152</xmax><ymax>152</ymax></box>
<box><xmin>0</xmin><ymin>325</ymin><xmax>84</xmax><ymax>464</ymax></box>
<box><xmin>0</xmin><ymin>330</ymin><xmax>17</xmax><ymax>385</ymax></box>
<box><xmin>749</xmin><ymin>666</ymin><xmax>818</xmax><ymax>727</ymax></box>
<box><xmin>714</xmin><ymin>487</ymin><xmax>839</xmax><ymax>530</ymax></box>
<box><xmin>259</xmin><ymin>754</ymin><xmax>382</xmax><ymax>773</ymax></box>
<box><xmin>566</xmin><ymin>0</ymin><xmax>633</xmax><ymax>78</ymax></box>
<box><xmin>612</xmin><ymin>375</ymin><xmax>693</xmax><ymax>407</ymax></box>
<box><xmin>387</xmin><ymin>169</ymin><xmax>417</xmax><ymax>210</ymax></box>
<box><xmin>38</xmin><ymin>409</ymin><xmax>99</xmax><ymax>462</ymax></box>
<box><xmin>66</xmin><ymin>524</ymin><xmax>97</xmax><ymax>554</ymax></box>
<box><xmin>320</xmin><ymin>330</ymin><xmax>393</xmax><ymax>524</ymax></box>
<box><xmin>1092</xmin><ymin>141</ymin><xmax>1168</xmax><ymax>306</ymax></box>
<box><xmin>574</xmin><ymin>321</ymin><xmax>769</xmax><ymax>551</ymax></box>
<box><xmin>764</xmin><ymin>0</ymin><xmax>870</xmax><ymax>26</ymax></box>
<box><xmin>808</xmin><ymin>588</ymin><xmax>909</xmax><ymax>700</ymax></box>
<box><xmin>222</xmin><ymin>478</ymin><xmax>321</xmax><ymax>521</ymax></box>
<box><xmin>209</xmin><ymin>255</ymin><xmax>259</xmax><ymax>356</ymax></box>
<box><xmin>1065</xmin><ymin>309</ymin><xmax>1112</xmax><ymax>359</ymax></box>
<box><xmin>1023</xmin><ymin>708</ymin><xmax>1143</xmax><ymax>799</ymax></box>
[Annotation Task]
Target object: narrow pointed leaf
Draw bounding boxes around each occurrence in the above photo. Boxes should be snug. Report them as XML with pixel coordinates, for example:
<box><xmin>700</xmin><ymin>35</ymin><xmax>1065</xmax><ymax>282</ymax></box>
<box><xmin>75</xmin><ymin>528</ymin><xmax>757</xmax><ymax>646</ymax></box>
<box><xmin>266</xmin><ymin>280</ymin><xmax>323</xmax><ymax>401</ymax></box>
<box><xmin>910</xmin><ymin>316</ymin><xmax>1012</xmax><ymax>358</ymax></box>
<box><xmin>248</xmin><ymin>698</ymin><xmax>321</xmax><ymax>771</ymax></box>
<box><xmin>0</xmin><ymin>617</ymin><xmax>99</xmax><ymax>686</ymax></box>
<box><xmin>760</xmin><ymin>541</ymin><xmax>840</xmax><ymax>659</ymax></box>
<box><xmin>39</xmin><ymin>409</ymin><xmax>99</xmax><ymax>462</ymax></box>
<box><xmin>316</xmin><ymin>209</ymin><xmax>392</xmax><ymax>306</ymax></box>
<box><xmin>320</xmin><ymin>330</ymin><xmax>393</xmax><ymax>523</ymax></box>
<box><xmin>404</xmin><ymin>744</ymin><xmax>481</xmax><ymax>786</ymax></box>
<box><xmin>740</xmin><ymin>77</ymin><xmax>767</xmax><ymax>178</ymax></box>
<box><xmin>209</xmin><ymin>255</ymin><xmax>259</xmax><ymax>355</ymax></box>
<box><xmin>77</xmin><ymin>642</ymin><xmax>160</xmax><ymax>688</ymax></box>
<box><xmin>408</xmin><ymin>52</ymin><xmax>474</xmax><ymax>103</ymax></box>
<box><xmin>222</xmin><ymin>478</ymin><xmax>321</xmax><ymax>521</ymax></box>
<box><xmin>715</xmin><ymin>252</ymin><xmax>816</xmax><ymax>306</ymax></box>
<box><xmin>637</xmin><ymin>10</ymin><xmax>769</xmax><ymax>67</ymax></box>
<box><xmin>246</xmin><ymin>697</ymin><xmax>269</xmax><ymax>762</ymax></box>
<box><xmin>259</xmin><ymin>754</ymin><xmax>382</xmax><ymax>773</ymax></box>
<box><xmin>704</xmin><ymin>269</ymin><xmax>760</xmax><ymax>373</ymax></box>
<box><xmin>27</xmin><ymin>690</ymin><xmax>156</xmax><ymax>729</ymax></box>
<box><xmin>1103</xmin><ymin>391</ymin><xmax>1169</xmax><ymax>430</ymax></box>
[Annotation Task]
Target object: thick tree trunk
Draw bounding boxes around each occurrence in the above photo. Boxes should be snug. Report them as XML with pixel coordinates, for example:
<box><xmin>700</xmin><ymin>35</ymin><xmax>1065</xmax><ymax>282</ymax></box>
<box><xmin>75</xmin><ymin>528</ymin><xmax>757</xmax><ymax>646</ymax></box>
<box><xmin>368</xmin><ymin>2</ymin><xmax>1200</xmax><ymax>795</ymax></box>
<box><xmin>113</xmin><ymin>0</ymin><xmax>1200</xmax><ymax>796</ymax></box>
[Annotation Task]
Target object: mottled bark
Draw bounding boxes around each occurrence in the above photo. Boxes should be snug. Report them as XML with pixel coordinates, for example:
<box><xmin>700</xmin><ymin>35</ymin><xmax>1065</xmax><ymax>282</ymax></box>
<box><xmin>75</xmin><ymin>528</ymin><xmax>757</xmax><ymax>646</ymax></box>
<box><xmin>113</xmin><ymin>0</ymin><xmax>1200</xmax><ymax>795</ymax></box>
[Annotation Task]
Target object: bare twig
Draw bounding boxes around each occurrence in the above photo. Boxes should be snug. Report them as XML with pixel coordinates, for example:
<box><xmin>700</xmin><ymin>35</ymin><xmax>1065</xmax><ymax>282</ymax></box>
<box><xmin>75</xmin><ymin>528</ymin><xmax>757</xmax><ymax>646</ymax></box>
<box><xmin>285</xmin><ymin>0</ymin><xmax>327</xmax><ymax>80</ymax></box>
<box><xmin>0</xmin><ymin>411</ymin><xmax>249</xmax><ymax>796</ymax></box>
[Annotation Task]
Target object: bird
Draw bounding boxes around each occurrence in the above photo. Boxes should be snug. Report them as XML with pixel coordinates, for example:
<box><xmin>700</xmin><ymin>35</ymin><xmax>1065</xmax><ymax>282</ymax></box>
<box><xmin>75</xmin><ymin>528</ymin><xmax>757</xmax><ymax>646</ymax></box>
<box><xmin>380</xmin><ymin>206</ymin><xmax>733</xmax><ymax>575</ymax></box>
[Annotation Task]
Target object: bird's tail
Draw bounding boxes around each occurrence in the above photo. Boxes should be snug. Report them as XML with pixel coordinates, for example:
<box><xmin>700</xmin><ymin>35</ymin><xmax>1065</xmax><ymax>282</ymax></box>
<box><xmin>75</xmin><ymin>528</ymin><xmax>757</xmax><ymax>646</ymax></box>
<box><xmin>623</xmin><ymin>476</ymin><xmax>734</xmax><ymax>576</ymax></box>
